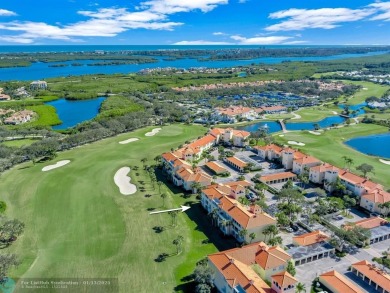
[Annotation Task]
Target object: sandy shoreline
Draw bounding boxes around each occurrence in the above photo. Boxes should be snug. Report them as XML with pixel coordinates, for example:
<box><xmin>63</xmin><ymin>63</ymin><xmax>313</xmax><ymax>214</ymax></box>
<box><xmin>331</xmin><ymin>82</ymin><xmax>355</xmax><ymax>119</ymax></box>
<box><xmin>379</xmin><ymin>159</ymin><xmax>390</xmax><ymax>165</ymax></box>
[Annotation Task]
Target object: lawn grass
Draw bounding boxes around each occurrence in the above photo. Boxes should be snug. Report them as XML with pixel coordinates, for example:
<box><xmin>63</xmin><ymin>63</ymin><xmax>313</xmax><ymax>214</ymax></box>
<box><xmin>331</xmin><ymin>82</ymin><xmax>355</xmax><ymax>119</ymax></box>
<box><xmin>0</xmin><ymin>124</ymin><xmax>228</xmax><ymax>293</ymax></box>
<box><xmin>1</xmin><ymin>139</ymin><xmax>38</xmax><ymax>147</ymax></box>
<box><xmin>273</xmin><ymin>123</ymin><xmax>390</xmax><ymax>189</ymax></box>
<box><xmin>264</xmin><ymin>113</ymin><xmax>295</xmax><ymax>120</ymax></box>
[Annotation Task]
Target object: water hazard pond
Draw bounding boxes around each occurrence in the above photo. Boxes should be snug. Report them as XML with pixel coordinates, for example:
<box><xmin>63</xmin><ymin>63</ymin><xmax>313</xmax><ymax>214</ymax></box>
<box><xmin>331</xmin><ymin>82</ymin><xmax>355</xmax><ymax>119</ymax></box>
<box><xmin>46</xmin><ymin>97</ymin><xmax>106</xmax><ymax>130</ymax></box>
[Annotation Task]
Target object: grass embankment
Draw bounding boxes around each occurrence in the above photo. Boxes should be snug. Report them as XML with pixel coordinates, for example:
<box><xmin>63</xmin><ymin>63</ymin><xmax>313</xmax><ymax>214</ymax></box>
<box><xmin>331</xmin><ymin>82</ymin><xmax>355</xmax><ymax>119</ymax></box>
<box><xmin>25</xmin><ymin>105</ymin><xmax>62</xmax><ymax>127</ymax></box>
<box><xmin>97</xmin><ymin>95</ymin><xmax>144</xmax><ymax>119</ymax></box>
<box><xmin>273</xmin><ymin>124</ymin><xmax>390</xmax><ymax>189</ymax></box>
<box><xmin>1</xmin><ymin>139</ymin><xmax>38</xmax><ymax>147</ymax></box>
<box><xmin>1</xmin><ymin>124</ymin><xmax>227</xmax><ymax>293</ymax></box>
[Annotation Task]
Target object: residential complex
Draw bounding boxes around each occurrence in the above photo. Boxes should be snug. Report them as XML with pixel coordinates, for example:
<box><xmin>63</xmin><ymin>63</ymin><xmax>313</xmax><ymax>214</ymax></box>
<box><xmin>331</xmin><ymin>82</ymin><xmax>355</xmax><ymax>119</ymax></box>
<box><xmin>161</xmin><ymin>132</ymin><xmax>390</xmax><ymax>293</ymax></box>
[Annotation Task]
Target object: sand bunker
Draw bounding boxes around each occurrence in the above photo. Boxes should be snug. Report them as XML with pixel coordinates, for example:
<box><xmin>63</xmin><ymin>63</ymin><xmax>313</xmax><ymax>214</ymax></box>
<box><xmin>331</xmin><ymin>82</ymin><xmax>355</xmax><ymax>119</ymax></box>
<box><xmin>288</xmin><ymin>141</ymin><xmax>305</xmax><ymax>146</ymax></box>
<box><xmin>379</xmin><ymin>159</ymin><xmax>390</xmax><ymax>165</ymax></box>
<box><xmin>119</xmin><ymin>138</ymin><xmax>139</xmax><ymax>145</ymax></box>
<box><xmin>331</xmin><ymin>111</ymin><xmax>338</xmax><ymax>115</ymax></box>
<box><xmin>114</xmin><ymin>167</ymin><xmax>137</xmax><ymax>195</ymax></box>
<box><xmin>145</xmin><ymin>128</ymin><xmax>162</xmax><ymax>137</ymax></box>
<box><xmin>42</xmin><ymin>160</ymin><xmax>70</xmax><ymax>172</ymax></box>
<box><xmin>309</xmin><ymin>131</ymin><xmax>321</xmax><ymax>135</ymax></box>
<box><xmin>291</xmin><ymin>113</ymin><xmax>301</xmax><ymax>120</ymax></box>
<box><xmin>279</xmin><ymin>135</ymin><xmax>285</xmax><ymax>137</ymax></box>
<box><xmin>362</xmin><ymin>88</ymin><xmax>368</xmax><ymax>90</ymax></box>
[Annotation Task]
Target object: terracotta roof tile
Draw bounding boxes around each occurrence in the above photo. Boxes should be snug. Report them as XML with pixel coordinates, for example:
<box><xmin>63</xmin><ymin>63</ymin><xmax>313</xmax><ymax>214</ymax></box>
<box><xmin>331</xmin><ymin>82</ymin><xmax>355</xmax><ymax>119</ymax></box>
<box><xmin>293</xmin><ymin>230</ymin><xmax>329</xmax><ymax>246</ymax></box>
<box><xmin>352</xmin><ymin>261</ymin><xmax>390</xmax><ymax>290</ymax></box>
<box><xmin>319</xmin><ymin>270</ymin><xmax>363</xmax><ymax>293</ymax></box>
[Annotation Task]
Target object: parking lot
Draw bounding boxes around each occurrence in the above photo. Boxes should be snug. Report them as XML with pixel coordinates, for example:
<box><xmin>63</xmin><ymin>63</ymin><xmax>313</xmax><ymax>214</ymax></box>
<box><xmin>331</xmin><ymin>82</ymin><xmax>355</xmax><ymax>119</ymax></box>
<box><xmin>296</xmin><ymin>239</ymin><xmax>390</xmax><ymax>292</ymax></box>
<box><xmin>330</xmin><ymin>208</ymin><xmax>369</xmax><ymax>228</ymax></box>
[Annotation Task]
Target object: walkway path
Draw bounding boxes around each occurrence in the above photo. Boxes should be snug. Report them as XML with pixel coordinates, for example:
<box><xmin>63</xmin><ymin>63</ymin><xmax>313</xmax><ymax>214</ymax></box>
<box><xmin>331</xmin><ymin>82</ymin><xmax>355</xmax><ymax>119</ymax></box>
<box><xmin>278</xmin><ymin>119</ymin><xmax>288</xmax><ymax>133</ymax></box>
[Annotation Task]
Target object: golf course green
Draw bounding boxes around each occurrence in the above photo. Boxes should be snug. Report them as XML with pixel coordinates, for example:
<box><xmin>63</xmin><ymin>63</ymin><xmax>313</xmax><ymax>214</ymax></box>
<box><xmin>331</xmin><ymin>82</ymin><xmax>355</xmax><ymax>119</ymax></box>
<box><xmin>1</xmin><ymin>124</ymin><xmax>221</xmax><ymax>293</ymax></box>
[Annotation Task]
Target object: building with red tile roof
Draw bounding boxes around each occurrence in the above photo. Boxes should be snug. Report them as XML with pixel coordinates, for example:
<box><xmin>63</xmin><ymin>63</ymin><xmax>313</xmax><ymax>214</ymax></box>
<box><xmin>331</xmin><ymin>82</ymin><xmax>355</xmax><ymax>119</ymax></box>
<box><xmin>343</xmin><ymin>217</ymin><xmax>390</xmax><ymax>245</ymax></box>
<box><xmin>319</xmin><ymin>270</ymin><xmax>363</xmax><ymax>293</ymax></box>
<box><xmin>351</xmin><ymin>260</ymin><xmax>390</xmax><ymax>293</ymax></box>
<box><xmin>292</xmin><ymin>230</ymin><xmax>329</xmax><ymax>246</ymax></box>
<box><xmin>309</xmin><ymin>163</ymin><xmax>340</xmax><ymax>184</ymax></box>
<box><xmin>209</xmin><ymin>127</ymin><xmax>250</xmax><ymax>147</ymax></box>
<box><xmin>208</xmin><ymin>242</ymin><xmax>292</xmax><ymax>293</ymax></box>
<box><xmin>201</xmin><ymin>189</ymin><xmax>276</xmax><ymax>243</ymax></box>
<box><xmin>224</xmin><ymin>156</ymin><xmax>248</xmax><ymax>172</ymax></box>
<box><xmin>271</xmin><ymin>271</ymin><xmax>297</xmax><ymax>293</ymax></box>
<box><xmin>205</xmin><ymin>161</ymin><xmax>228</xmax><ymax>175</ymax></box>
<box><xmin>360</xmin><ymin>188</ymin><xmax>390</xmax><ymax>215</ymax></box>
<box><xmin>173</xmin><ymin>166</ymin><xmax>213</xmax><ymax>192</ymax></box>
<box><xmin>292</xmin><ymin>155</ymin><xmax>322</xmax><ymax>175</ymax></box>
<box><xmin>254</xmin><ymin>144</ymin><xmax>283</xmax><ymax>161</ymax></box>
<box><xmin>176</xmin><ymin>134</ymin><xmax>216</xmax><ymax>160</ymax></box>
<box><xmin>260</xmin><ymin>172</ymin><xmax>297</xmax><ymax>184</ymax></box>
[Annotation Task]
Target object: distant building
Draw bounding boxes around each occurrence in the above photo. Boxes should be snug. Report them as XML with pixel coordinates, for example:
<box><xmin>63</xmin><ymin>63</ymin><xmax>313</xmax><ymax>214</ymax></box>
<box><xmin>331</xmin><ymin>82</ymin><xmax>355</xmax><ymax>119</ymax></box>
<box><xmin>30</xmin><ymin>80</ymin><xmax>48</xmax><ymax>90</ymax></box>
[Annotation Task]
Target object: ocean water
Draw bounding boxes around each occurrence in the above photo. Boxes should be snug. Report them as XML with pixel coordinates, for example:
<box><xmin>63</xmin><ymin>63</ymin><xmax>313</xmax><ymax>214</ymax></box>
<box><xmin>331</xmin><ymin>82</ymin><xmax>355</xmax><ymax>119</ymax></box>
<box><xmin>0</xmin><ymin>46</ymin><xmax>388</xmax><ymax>80</ymax></box>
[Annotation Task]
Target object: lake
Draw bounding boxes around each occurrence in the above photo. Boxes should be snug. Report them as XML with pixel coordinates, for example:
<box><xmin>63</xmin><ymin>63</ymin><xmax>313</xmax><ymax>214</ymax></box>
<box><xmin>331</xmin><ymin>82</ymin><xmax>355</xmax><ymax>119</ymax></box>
<box><xmin>46</xmin><ymin>97</ymin><xmax>106</xmax><ymax>130</ymax></box>
<box><xmin>239</xmin><ymin>116</ymin><xmax>347</xmax><ymax>133</ymax></box>
<box><xmin>0</xmin><ymin>50</ymin><xmax>388</xmax><ymax>81</ymax></box>
<box><xmin>345</xmin><ymin>133</ymin><xmax>390</xmax><ymax>159</ymax></box>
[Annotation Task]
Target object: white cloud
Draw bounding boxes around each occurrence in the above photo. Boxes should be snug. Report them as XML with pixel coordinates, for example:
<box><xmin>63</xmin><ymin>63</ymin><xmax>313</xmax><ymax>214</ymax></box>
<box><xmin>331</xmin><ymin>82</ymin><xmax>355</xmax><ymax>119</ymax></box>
<box><xmin>266</xmin><ymin>7</ymin><xmax>375</xmax><ymax>31</ymax></box>
<box><xmin>213</xmin><ymin>32</ymin><xmax>227</xmax><ymax>36</ymax></box>
<box><xmin>230</xmin><ymin>35</ymin><xmax>292</xmax><ymax>44</ymax></box>
<box><xmin>174</xmin><ymin>40</ymin><xmax>232</xmax><ymax>45</ymax></box>
<box><xmin>370</xmin><ymin>2</ymin><xmax>390</xmax><ymax>21</ymax></box>
<box><xmin>0</xmin><ymin>0</ymin><xmax>228</xmax><ymax>43</ymax></box>
<box><xmin>140</xmin><ymin>0</ymin><xmax>228</xmax><ymax>14</ymax></box>
<box><xmin>0</xmin><ymin>9</ymin><xmax>16</xmax><ymax>16</ymax></box>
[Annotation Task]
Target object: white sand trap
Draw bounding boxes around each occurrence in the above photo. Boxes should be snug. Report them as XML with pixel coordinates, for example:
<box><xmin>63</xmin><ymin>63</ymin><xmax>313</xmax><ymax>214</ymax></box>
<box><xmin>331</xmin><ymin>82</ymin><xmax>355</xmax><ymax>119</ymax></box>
<box><xmin>119</xmin><ymin>138</ymin><xmax>139</xmax><ymax>145</ymax></box>
<box><xmin>145</xmin><ymin>128</ymin><xmax>162</xmax><ymax>137</ymax></box>
<box><xmin>331</xmin><ymin>111</ymin><xmax>338</xmax><ymax>115</ymax></box>
<box><xmin>362</xmin><ymin>88</ymin><xmax>368</xmax><ymax>90</ymax></box>
<box><xmin>279</xmin><ymin>134</ymin><xmax>285</xmax><ymax>137</ymax></box>
<box><xmin>42</xmin><ymin>160</ymin><xmax>70</xmax><ymax>172</ymax></box>
<box><xmin>291</xmin><ymin>113</ymin><xmax>301</xmax><ymax>120</ymax></box>
<box><xmin>309</xmin><ymin>131</ymin><xmax>321</xmax><ymax>135</ymax></box>
<box><xmin>379</xmin><ymin>159</ymin><xmax>390</xmax><ymax>165</ymax></box>
<box><xmin>288</xmin><ymin>141</ymin><xmax>305</xmax><ymax>146</ymax></box>
<box><xmin>114</xmin><ymin>167</ymin><xmax>137</xmax><ymax>195</ymax></box>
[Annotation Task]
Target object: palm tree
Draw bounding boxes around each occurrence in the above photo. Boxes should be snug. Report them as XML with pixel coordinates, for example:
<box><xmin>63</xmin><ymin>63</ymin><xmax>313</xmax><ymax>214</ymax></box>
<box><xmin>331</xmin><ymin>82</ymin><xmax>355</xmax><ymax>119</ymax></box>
<box><xmin>161</xmin><ymin>193</ymin><xmax>167</xmax><ymax>208</ymax></box>
<box><xmin>191</xmin><ymin>182</ymin><xmax>202</xmax><ymax>194</ymax></box>
<box><xmin>209</xmin><ymin>209</ymin><xmax>218</xmax><ymax>227</ymax></box>
<box><xmin>249</xmin><ymin>232</ymin><xmax>256</xmax><ymax>243</ymax></box>
<box><xmin>173</xmin><ymin>235</ymin><xmax>184</xmax><ymax>255</ymax></box>
<box><xmin>168</xmin><ymin>211</ymin><xmax>179</xmax><ymax>227</ymax></box>
<box><xmin>295</xmin><ymin>282</ymin><xmax>306</xmax><ymax>293</ymax></box>
<box><xmin>141</xmin><ymin>157</ymin><xmax>147</xmax><ymax>169</ymax></box>
<box><xmin>157</xmin><ymin>181</ymin><xmax>163</xmax><ymax>193</ymax></box>
<box><xmin>154</xmin><ymin>155</ymin><xmax>162</xmax><ymax>165</ymax></box>
<box><xmin>239</xmin><ymin>229</ymin><xmax>248</xmax><ymax>242</ymax></box>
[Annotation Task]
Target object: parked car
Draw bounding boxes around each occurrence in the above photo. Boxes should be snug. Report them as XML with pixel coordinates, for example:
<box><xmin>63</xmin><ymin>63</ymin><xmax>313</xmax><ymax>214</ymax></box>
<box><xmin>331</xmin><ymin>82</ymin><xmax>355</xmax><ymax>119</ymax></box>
<box><xmin>285</xmin><ymin>227</ymin><xmax>294</xmax><ymax>233</ymax></box>
<box><xmin>290</xmin><ymin>224</ymin><xmax>299</xmax><ymax>232</ymax></box>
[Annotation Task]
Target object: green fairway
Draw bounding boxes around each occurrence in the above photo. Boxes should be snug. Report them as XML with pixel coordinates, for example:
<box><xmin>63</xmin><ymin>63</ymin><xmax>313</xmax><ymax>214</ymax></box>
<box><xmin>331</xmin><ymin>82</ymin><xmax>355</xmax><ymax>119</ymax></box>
<box><xmin>294</xmin><ymin>105</ymin><xmax>340</xmax><ymax>122</ymax></box>
<box><xmin>1</xmin><ymin>124</ymin><xmax>226</xmax><ymax>293</ymax></box>
<box><xmin>338</xmin><ymin>80</ymin><xmax>390</xmax><ymax>105</ymax></box>
<box><xmin>2</xmin><ymin>139</ymin><xmax>38</xmax><ymax>147</ymax></box>
<box><xmin>274</xmin><ymin>123</ymin><xmax>390</xmax><ymax>189</ymax></box>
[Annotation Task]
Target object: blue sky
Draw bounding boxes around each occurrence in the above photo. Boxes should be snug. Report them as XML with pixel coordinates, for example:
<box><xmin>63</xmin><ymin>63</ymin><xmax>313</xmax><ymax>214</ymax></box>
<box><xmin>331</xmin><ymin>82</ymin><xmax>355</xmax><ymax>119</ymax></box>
<box><xmin>0</xmin><ymin>0</ymin><xmax>390</xmax><ymax>45</ymax></box>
